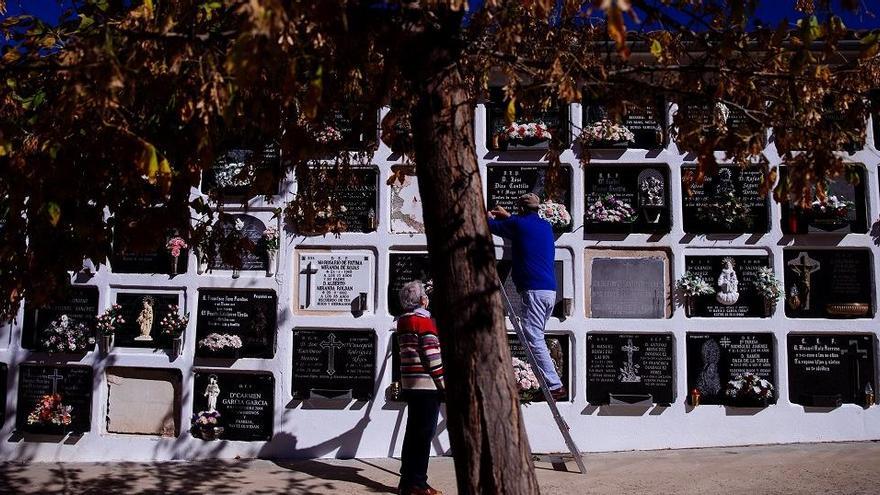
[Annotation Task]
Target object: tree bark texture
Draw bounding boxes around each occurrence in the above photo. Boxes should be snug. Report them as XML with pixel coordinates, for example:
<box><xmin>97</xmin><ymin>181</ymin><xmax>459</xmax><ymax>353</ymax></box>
<box><xmin>409</xmin><ymin>27</ymin><xmax>541</xmax><ymax>495</ymax></box>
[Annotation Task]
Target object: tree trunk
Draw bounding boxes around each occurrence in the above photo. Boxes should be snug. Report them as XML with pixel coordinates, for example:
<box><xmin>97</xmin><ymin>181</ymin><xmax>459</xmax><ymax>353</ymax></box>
<box><xmin>410</xmin><ymin>33</ymin><xmax>540</xmax><ymax>495</ymax></box>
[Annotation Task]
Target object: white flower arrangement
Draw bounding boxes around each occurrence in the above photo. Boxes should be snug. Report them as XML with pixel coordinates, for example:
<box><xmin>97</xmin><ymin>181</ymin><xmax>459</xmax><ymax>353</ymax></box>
<box><xmin>578</xmin><ymin>119</ymin><xmax>635</xmax><ymax>145</ymax></box>
<box><xmin>313</xmin><ymin>126</ymin><xmax>343</xmax><ymax>144</ymax></box>
<box><xmin>726</xmin><ymin>372</ymin><xmax>774</xmax><ymax>401</ymax></box>
<box><xmin>810</xmin><ymin>194</ymin><xmax>853</xmax><ymax>219</ymax></box>
<box><xmin>754</xmin><ymin>267</ymin><xmax>781</xmax><ymax>302</ymax></box>
<box><xmin>41</xmin><ymin>315</ymin><xmax>95</xmax><ymax>353</ymax></box>
<box><xmin>676</xmin><ymin>271</ymin><xmax>715</xmax><ymax>297</ymax></box>
<box><xmin>538</xmin><ymin>201</ymin><xmax>572</xmax><ymax>228</ymax></box>
<box><xmin>198</xmin><ymin>333</ymin><xmax>243</xmax><ymax>352</ymax></box>
<box><xmin>262</xmin><ymin>226</ymin><xmax>279</xmax><ymax>251</ymax></box>
<box><xmin>315</xmin><ymin>204</ymin><xmax>347</xmax><ymax>219</ymax></box>
<box><xmin>639</xmin><ymin>177</ymin><xmax>665</xmax><ymax>206</ymax></box>
<box><xmin>512</xmin><ymin>357</ymin><xmax>541</xmax><ymax>403</ymax></box>
<box><xmin>499</xmin><ymin>122</ymin><xmax>552</xmax><ymax>142</ymax></box>
<box><xmin>585</xmin><ymin>194</ymin><xmax>637</xmax><ymax>223</ymax></box>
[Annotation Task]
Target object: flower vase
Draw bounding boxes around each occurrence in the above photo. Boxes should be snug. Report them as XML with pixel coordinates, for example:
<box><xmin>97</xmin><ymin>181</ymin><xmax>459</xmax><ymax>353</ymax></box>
<box><xmin>196</xmin><ymin>252</ymin><xmax>208</xmax><ymax>275</ymax></box>
<box><xmin>763</xmin><ymin>299</ymin><xmax>775</xmax><ymax>317</ymax></box>
<box><xmin>232</xmin><ymin>268</ymin><xmax>240</xmax><ymax>279</ymax></box>
<box><xmin>172</xmin><ymin>336</ymin><xmax>184</xmax><ymax>359</ymax></box>
<box><xmin>98</xmin><ymin>334</ymin><xmax>114</xmax><ymax>354</ymax></box>
<box><xmin>200</xmin><ymin>426</ymin><xmax>223</xmax><ymax>441</ymax></box>
<box><xmin>266</xmin><ymin>249</ymin><xmax>277</xmax><ymax>277</ymax></box>
<box><xmin>170</xmin><ymin>254</ymin><xmax>179</xmax><ymax>275</ymax></box>
<box><xmin>685</xmin><ymin>297</ymin><xmax>695</xmax><ymax>317</ymax></box>
<box><xmin>642</xmin><ymin>206</ymin><xmax>662</xmax><ymax>224</ymax></box>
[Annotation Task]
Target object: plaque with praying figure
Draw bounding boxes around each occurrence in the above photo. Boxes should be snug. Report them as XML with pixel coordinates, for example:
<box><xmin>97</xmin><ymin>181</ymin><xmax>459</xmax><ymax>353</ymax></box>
<box><xmin>297</xmin><ymin>253</ymin><xmax>373</xmax><ymax>313</ymax></box>
<box><xmin>16</xmin><ymin>364</ymin><xmax>93</xmax><ymax>434</ymax></box>
<box><xmin>192</xmin><ymin>372</ymin><xmax>274</xmax><ymax>441</ymax></box>
<box><xmin>684</xmin><ymin>255</ymin><xmax>773</xmax><ymax>318</ymax></box>
<box><xmin>783</xmin><ymin>249</ymin><xmax>873</xmax><ymax>319</ymax></box>
<box><xmin>22</xmin><ymin>286</ymin><xmax>99</xmax><ymax>350</ymax></box>
<box><xmin>507</xmin><ymin>333</ymin><xmax>570</xmax><ymax>401</ymax></box>
<box><xmin>681</xmin><ymin>165</ymin><xmax>770</xmax><ymax>234</ymax></box>
<box><xmin>780</xmin><ymin>166</ymin><xmax>867</xmax><ymax>234</ymax></box>
<box><xmin>686</xmin><ymin>333</ymin><xmax>776</xmax><ymax>407</ymax></box>
<box><xmin>788</xmin><ymin>334</ymin><xmax>876</xmax><ymax>407</ymax></box>
<box><xmin>292</xmin><ymin>329</ymin><xmax>376</xmax><ymax>400</ymax></box>
<box><xmin>586</xmin><ymin>333</ymin><xmax>675</xmax><ymax>405</ymax></box>
<box><xmin>114</xmin><ymin>292</ymin><xmax>181</xmax><ymax>349</ymax></box>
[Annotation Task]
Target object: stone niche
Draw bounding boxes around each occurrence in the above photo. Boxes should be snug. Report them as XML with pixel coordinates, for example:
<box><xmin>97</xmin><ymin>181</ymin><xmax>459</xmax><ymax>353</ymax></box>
<box><xmin>585</xmin><ymin>249</ymin><xmax>671</xmax><ymax>318</ymax></box>
<box><xmin>389</xmin><ymin>165</ymin><xmax>424</xmax><ymax>234</ymax></box>
<box><xmin>106</xmin><ymin>367</ymin><xmax>181</xmax><ymax>437</ymax></box>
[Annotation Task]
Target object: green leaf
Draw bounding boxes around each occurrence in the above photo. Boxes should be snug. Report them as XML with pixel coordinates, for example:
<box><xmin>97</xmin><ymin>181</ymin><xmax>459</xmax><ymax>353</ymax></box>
<box><xmin>650</xmin><ymin>39</ymin><xmax>663</xmax><ymax>59</ymax></box>
<box><xmin>46</xmin><ymin>202</ymin><xmax>61</xmax><ymax>227</ymax></box>
<box><xmin>78</xmin><ymin>14</ymin><xmax>94</xmax><ymax>30</ymax></box>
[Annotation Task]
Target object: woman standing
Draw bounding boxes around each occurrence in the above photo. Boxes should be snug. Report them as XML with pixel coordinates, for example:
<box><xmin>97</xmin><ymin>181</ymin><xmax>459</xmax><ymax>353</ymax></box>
<box><xmin>396</xmin><ymin>280</ymin><xmax>445</xmax><ymax>495</ymax></box>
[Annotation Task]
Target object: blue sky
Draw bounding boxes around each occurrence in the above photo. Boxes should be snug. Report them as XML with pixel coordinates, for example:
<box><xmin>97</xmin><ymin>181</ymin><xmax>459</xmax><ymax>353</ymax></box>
<box><xmin>4</xmin><ymin>0</ymin><xmax>879</xmax><ymax>30</ymax></box>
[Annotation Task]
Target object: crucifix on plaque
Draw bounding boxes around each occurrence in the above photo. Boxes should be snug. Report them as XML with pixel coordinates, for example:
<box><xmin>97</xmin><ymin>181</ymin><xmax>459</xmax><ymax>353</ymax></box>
<box><xmin>321</xmin><ymin>333</ymin><xmax>346</xmax><ymax>376</ymax></box>
<box><xmin>300</xmin><ymin>261</ymin><xmax>319</xmax><ymax>309</ymax></box>
<box><xmin>787</xmin><ymin>252</ymin><xmax>821</xmax><ymax>311</ymax></box>
<box><xmin>619</xmin><ymin>338</ymin><xmax>641</xmax><ymax>383</ymax></box>
<box><xmin>48</xmin><ymin>368</ymin><xmax>64</xmax><ymax>395</ymax></box>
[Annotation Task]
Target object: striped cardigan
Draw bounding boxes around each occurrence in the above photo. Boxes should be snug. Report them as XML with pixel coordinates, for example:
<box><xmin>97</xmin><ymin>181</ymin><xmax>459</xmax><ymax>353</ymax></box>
<box><xmin>396</xmin><ymin>309</ymin><xmax>445</xmax><ymax>392</ymax></box>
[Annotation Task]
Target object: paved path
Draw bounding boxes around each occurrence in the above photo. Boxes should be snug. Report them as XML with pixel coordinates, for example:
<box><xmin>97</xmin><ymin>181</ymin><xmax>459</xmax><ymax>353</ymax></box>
<box><xmin>1</xmin><ymin>441</ymin><xmax>879</xmax><ymax>494</ymax></box>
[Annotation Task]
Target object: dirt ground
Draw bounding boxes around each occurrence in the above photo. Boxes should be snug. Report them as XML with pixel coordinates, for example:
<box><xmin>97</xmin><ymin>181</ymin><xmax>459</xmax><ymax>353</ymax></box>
<box><xmin>1</xmin><ymin>441</ymin><xmax>879</xmax><ymax>494</ymax></box>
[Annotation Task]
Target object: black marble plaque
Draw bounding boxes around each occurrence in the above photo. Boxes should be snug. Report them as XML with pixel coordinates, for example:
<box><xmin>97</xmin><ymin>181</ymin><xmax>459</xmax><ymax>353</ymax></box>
<box><xmin>684</xmin><ymin>255</ymin><xmax>772</xmax><ymax>318</ymax></box>
<box><xmin>590</xmin><ymin>257</ymin><xmax>666</xmax><ymax>318</ymax></box>
<box><xmin>686</xmin><ymin>333</ymin><xmax>776</xmax><ymax>406</ymax></box>
<box><xmin>788</xmin><ymin>334</ymin><xmax>876</xmax><ymax>407</ymax></box>
<box><xmin>209</xmin><ymin>213</ymin><xmax>269</xmax><ymax>271</ymax></box>
<box><xmin>22</xmin><ymin>286</ymin><xmax>99</xmax><ymax>350</ymax></box>
<box><xmin>201</xmin><ymin>143</ymin><xmax>281</xmax><ymax>198</ymax></box>
<box><xmin>586</xmin><ymin>333</ymin><xmax>675</xmax><ymax>405</ymax></box>
<box><xmin>485</xmin><ymin>87</ymin><xmax>569</xmax><ymax>150</ymax></box>
<box><xmin>783</xmin><ymin>249</ymin><xmax>873</xmax><ymax>319</ymax></box>
<box><xmin>388</xmin><ymin>253</ymin><xmax>433</xmax><ymax>317</ymax></box>
<box><xmin>498</xmin><ymin>260</ymin><xmax>566</xmax><ymax>319</ymax></box>
<box><xmin>681</xmin><ymin>165</ymin><xmax>770</xmax><ymax>234</ymax></box>
<box><xmin>292</xmin><ymin>329</ymin><xmax>376</xmax><ymax>400</ymax></box>
<box><xmin>326</xmin><ymin>107</ymin><xmax>378</xmax><ymax>150</ymax></box>
<box><xmin>192</xmin><ymin>371</ymin><xmax>274</xmax><ymax>441</ymax></box>
<box><xmin>675</xmin><ymin>103</ymin><xmax>766</xmax><ymax>149</ymax></box>
<box><xmin>582</xmin><ymin>100</ymin><xmax>665</xmax><ymax>149</ymax></box>
<box><xmin>780</xmin><ymin>166</ymin><xmax>867</xmax><ymax>234</ymax></box>
<box><xmin>114</xmin><ymin>292</ymin><xmax>180</xmax><ymax>349</ymax></box>
<box><xmin>584</xmin><ymin>165</ymin><xmax>671</xmax><ymax>234</ymax></box>
<box><xmin>507</xmin><ymin>333</ymin><xmax>570</xmax><ymax>401</ymax></box>
<box><xmin>17</xmin><ymin>364</ymin><xmax>93</xmax><ymax>434</ymax></box>
<box><xmin>486</xmin><ymin>164</ymin><xmax>573</xmax><ymax>232</ymax></box>
<box><xmin>300</xmin><ymin>167</ymin><xmax>378</xmax><ymax>233</ymax></box>
<box><xmin>196</xmin><ymin>289</ymin><xmax>277</xmax><ymax>359</ymax></box>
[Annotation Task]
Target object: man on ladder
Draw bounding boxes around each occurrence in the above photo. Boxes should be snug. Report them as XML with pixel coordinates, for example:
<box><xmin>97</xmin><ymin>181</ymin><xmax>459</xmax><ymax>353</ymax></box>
<box><xmin>489</xmin><ymin>192</ymin><xmax>567</xmax><ymax>401</ymax></box>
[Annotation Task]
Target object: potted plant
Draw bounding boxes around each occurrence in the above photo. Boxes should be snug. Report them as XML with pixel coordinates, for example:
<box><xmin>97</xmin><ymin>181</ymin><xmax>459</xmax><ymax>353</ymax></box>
<box><xmin>512</xmin><ymin>357</ymin><xmax>541</xmax><ymax>405</ymax></box>
<box><xmin>198</xmin><ymin>333</ymin><xmax>244</xmax><ymax>358</ymax></box>
<box><xmin>537</xmin><ymin>200</ymin><xmax>572</xmax><ymax>231</ymax></box>
<box><xmin>584</xmin><ymin>194</ymin><xmax>637</xmax><ymax>231</ymax></box>
<box><xmin>725</xmin><ymin>372</ymin><xmax>774</xmax><ymax>407</ymax></box>
<box><xmin>96</xmin><ymin>304</ymin><xmax>125</xmax><ymax>354</ymax></box>
<box><xmin>578</xmin><ymin>119</ymin><xmax>635</xmax><ymax>149</ymax></box>
<box><xmin>160</xmin><ymin>305</ymin><xmax>189</xmax><ymax>359</ymax></box>
<box><xmin>495</xmin><ymin>122</ymin><xmax>552</xmax><ymax>150</ymax></box>
<box><xmin>754</xmin><ymin>267</ymin><xmax>781</xmax><ymax>317</ymax></box>
<box><xmin>262</xmin><ymin>226</ymin><xmax>280</xmax><ymax>277</ymax></box>
<box><xmin>40</xmin><ymin>315</ymin><xmax>95</xmax><ymax>354</ymax></box>
<box><xmin>191</xmin><ymin>410</ymin><xmax>223</xmax><ymax>440</ymax></box>
<box><xmin>638</xmin><ymin>176</ymin><xmax>665</xmax><ymax>223</ymax></box>
<box><xmin>698</xmin><ymin>191</ymin><xmax>753</xmax><ymax>231</ymax></box>
<box><xmin>166</xmin><ymin>236</ymin><xmax>188</xmax><ymax>276</ymax></box>
<box><xmin>26</xmin><ymin>393</ymin><xmax>73</xmax><ymax>434</ymax></box>
<box><xmin>676</xmin><ymin>272</ymin><xmax>715</xmax><ymax>317</ymax></box>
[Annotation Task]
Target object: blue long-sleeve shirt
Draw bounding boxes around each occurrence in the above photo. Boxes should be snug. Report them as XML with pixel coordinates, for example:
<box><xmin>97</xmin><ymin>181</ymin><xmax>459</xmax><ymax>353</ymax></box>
<box><xmin>488</xmin><ymin>212</ymin><xmax>556</xmax><ymax>292</ymax></box>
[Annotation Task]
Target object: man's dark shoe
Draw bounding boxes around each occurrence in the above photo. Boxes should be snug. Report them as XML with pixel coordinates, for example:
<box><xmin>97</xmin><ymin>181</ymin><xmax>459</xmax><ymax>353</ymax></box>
<box><xmin>399</xmin><ymin>486</ymin><xmax>443</xmax><ymax>495</ymax></box>
<box><xmin>550</xmin><ymin>386</ymin><xmax>568</xmax><ymax>401</ymax></box>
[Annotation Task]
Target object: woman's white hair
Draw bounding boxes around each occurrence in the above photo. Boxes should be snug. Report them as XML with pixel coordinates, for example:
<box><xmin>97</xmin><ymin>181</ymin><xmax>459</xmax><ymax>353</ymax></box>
<box><xmin>399</xmin><ymin>280</ymin><xmax>427</xmax><ymax>312</ymax></box>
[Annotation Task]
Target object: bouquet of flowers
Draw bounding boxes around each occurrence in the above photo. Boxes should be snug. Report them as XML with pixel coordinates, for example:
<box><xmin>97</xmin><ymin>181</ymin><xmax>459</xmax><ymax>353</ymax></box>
<box><xmin>726</xmin><ymin>372</ymin><xmax>774</xmax><ymax>402</ymax></box>
<box><xmin>754</xmin><ymin>267</ymin><xmax>781</xmax><ymax>303</ymax></box>
<box><xmin>810</xmin><ymin>195</ymin><xmax>853</xmax><ymax>219</ymax></box>
<box><xmin>676</xmin><ymin>272</ymin><xmax>715</xmax><ymax>297</ymax></box>
<box><xmin>198</xmin><ymin>333</ymin><xmax>243</xmax><ymax>352</ymax></box>
<box><xmin>699</xmin><ymin>191</ymin><xmax>752</xmax><ymax>229</ymax></box>
<box><xmin>538</xmin><ymin>201</ymin><xmax>572</xmax><ymax>228</ymax></box>
<box><xmin>512</xmin><ymin>357</ymin><xmax>541</xmax><ymax>404</ymax></box>
<box><xmin>498</xmin><ymin>122</ymin><xmax>552</xmax><ymax>142</ymax></box>
<box><xmin>96</xmin><ymin>304</ymin><xmax>125</xmax><ymax>336</ymax></box>
<box><xmin>639</xmin><ymin>177</ymin><xmax>665</xmax><ymax>206</ymax></box>
<box><xmin>315</xmin><ymin>204</ymin><xmax>347</xmax><ymax>219</ymax></box>
<box><xmin>313</xmin><ymin>126</ymin><xmax>343</xmax><ymax>145</ymax></box>
<box><xmin>578</xmin><ymin>119</ymin><xmax>634</xmax><ymax>146</ymax></box>
<box><xmin>41</xmin><ymin>315</ymin><xmax>95</xmax><ymax>353</ymax></box>
<box><xmin>166</xmin><ymin>236</ymin><xmax>188</xmax><ymax>257</ymax></box>
<box><xmin>160</xmin><ymin>305</ymin><xmax>189</xmax><ymax>338</ymax></box>
<box><xmin>191</xmin><ymin>410</ymin><xmax>223</xmax><ymax>439</ymax></box>
<box><xmin>585</xmin><ymin>194</ymin><xmax>637</xmax><ymax>223</ymax></box>
<box><xmin>262</xmin><ymin>227</ymin><xmax>280</xmax><ymax>251</ymax></box>
<box><xmin>27</xmin><ymin>393</ymin><xmax>73</xmax><ymax>426</ymax></box>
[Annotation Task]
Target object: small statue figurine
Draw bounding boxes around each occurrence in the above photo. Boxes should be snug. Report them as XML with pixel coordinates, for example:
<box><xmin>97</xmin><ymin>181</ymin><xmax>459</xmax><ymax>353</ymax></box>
<box><xmin>716</xmin><ymin>257</ymin><xmax>740</xmax><ymax>306</ymax></box>
<box><xmin>205</xmin><ymin>375</ymin><xmax>221</xmax><ymax>412</ymax></box>
<box><xmin>134</xmin><ymin>296</ymin><xmax>155</xmax><ymax>341</ymax></box>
